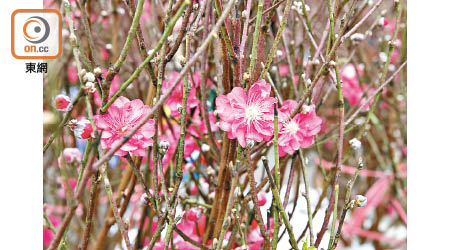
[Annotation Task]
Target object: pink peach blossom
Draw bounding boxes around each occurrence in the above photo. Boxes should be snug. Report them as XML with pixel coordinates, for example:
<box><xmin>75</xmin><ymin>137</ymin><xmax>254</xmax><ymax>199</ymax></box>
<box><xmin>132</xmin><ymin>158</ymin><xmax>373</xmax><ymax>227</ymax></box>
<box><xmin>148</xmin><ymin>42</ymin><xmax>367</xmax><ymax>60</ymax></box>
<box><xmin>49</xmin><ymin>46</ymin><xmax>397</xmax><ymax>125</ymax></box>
<box><xmin>94</xmin><ymin>96</ymin><xmax>155</xmax><ymax>157</ymax></box>
<box><xmin>74</xmin><ymin>119</ymin><xmax>93</xmax><ymax>140</ymax></box>
<box><xmin>277</xmin><ymin>100</ymin><xmax>322</xmax><ymax>156</ymax></box>
<box><xmin>54</xmin><ymin>94</ymin><xmax>72</xmax><ymax>112</ymax></box>
<box><xmin>216</xmin><ymin>80</ymin><xmax>277</xmax><ymax>147</ymax></box>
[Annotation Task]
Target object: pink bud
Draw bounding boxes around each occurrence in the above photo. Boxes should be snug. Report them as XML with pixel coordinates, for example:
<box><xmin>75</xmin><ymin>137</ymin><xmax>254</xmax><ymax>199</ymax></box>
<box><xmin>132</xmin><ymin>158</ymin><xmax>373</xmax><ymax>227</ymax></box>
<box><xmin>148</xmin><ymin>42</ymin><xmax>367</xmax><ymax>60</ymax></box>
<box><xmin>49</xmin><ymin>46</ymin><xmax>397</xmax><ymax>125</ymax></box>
<box><xmin>74</xmin><ymin>120</ymin><xmax>93</xmax><ymax>139</ymax></box>
<box><xmin>379</xmin><ymin>17</ymin><xmax>388</xmax><ymax>27</ymax></box>
<box><xmin>55</xmin><ymin>94</ymin><xmax>72</xmax><ymax>112</ymax></box>
<box><xmin>257</xmin><ymin>192</ymin><xmax>267</xmax><ymax>206</ymax></box>
<box><xmin>189</xmin><ymin>183</ymin><xmax>198</xmax><ymax>195</ymax></box>
<box><xmin>186</xmin><ymin>208</ymin><xmax>201</xmax><ymax>221</ymax></box>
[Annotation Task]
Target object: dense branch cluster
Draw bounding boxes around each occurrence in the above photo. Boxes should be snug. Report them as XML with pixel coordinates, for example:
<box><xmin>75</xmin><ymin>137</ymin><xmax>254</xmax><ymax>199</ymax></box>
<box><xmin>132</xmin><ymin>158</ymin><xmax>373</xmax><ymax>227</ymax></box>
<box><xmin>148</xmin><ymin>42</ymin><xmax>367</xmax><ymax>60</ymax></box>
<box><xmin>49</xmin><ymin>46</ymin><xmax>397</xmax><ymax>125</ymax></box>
<box><xmin>43</xmin><ymin>0</ymin><xmax>407</xmax><ymax>249</ymax></box>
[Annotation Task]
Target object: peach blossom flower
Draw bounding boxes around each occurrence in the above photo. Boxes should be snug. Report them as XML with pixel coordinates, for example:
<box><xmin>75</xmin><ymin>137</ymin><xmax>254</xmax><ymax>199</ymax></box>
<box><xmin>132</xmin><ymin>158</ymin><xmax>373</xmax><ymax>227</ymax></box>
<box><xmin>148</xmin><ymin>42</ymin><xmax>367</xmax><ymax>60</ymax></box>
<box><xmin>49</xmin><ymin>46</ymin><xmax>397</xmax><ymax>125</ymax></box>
<box><xmin>277</xmin><ymin>100</ymin><xmax>322</xmax><ymax>156</ymax></box>
<box><xmin>216</xmin><ymin>80</ymin><xmax>277</xmax><ymax>147</ymax></box>
<box><xmin>94</xmin><ymin>96</ymin><xmax>155</xmax><ymax>156</ymax></box>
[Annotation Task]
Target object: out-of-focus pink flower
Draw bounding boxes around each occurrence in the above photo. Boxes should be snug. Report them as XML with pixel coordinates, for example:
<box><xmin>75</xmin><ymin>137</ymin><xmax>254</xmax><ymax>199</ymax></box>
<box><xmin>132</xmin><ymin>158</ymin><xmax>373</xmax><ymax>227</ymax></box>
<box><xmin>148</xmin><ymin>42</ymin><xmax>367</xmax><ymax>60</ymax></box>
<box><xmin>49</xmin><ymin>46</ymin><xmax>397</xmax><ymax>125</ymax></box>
<box><xmin>55</xmin><ymin>94</ymin><xmax>72</xmax><ymax>111</ymax></box>
<box><xmin>216</xmin><ymin>80</ymin><xmax>277</xmax><ymax>147</ymax></box>
<box><xmin>153</xmin><ymin>213</ymin><xmax>206</xmax><ymax>250</ymax></box>
<box><xmin>58</xmin><ymin>148</ymin><xmax>82</xmax><ymax>167</ymax></box>
<box><xmin>44</xmin><ymin>216</ymin><xmax>60</xmax><ymax>247</ymax></box>
<box><xmin>94</xmin><ymin>96</ymin><xmax>155</xmax><ymax>157</ymax></box>
<box><xmin>189</xmin><ymin>183</ymin><xmax>198</xmax><ymax>195</ymax></box>
<box><xmin>163</xmin><ymin>71</ymin><xmax>200</xmax><ymax>118</ymax></box>
<box><xmin>101</xmin><ymin>48</ymin><xmax>109</xmax><ymax>61</ymax></box>
<box><xmin>67</xmin><ymin>66</ymin><xmax>78</xmax><ymax>83</ymax></box>
<box><xmin>279</xmin><ymin>64</ymin><xmax>289</xmax><ymax>77</ymax></box>
<box><xmin>257</xmin><ymin>192</ymin><xmax>267</xmax><ymax>206</ymax></box>
<box><xmin>74</xmin><ymin>119</ymin><xmax>93</xmax><ymax>140</ymax></box>
<box><xmin>341</xmin><ymin>64</ymin><xmax>375</xmax><ymax>110</ymax></box>
<box><xmin>277</xmin><ymin>100</ymin><xmax>321</xmax><ymax>156</ymax></box>
<box><xmin>247</xmin><ymin>218</ymin><xmax>274</xmax><ymax>250</ymax></box>
<box><xmin>341</xmin><ymin>64</ymin><xmax>364</xmax><ymax>106</ymax></box>
<box><xmin>186</xmin><ymin>208</ymin><xmax>202</xmax><ymax>222</ymax></box>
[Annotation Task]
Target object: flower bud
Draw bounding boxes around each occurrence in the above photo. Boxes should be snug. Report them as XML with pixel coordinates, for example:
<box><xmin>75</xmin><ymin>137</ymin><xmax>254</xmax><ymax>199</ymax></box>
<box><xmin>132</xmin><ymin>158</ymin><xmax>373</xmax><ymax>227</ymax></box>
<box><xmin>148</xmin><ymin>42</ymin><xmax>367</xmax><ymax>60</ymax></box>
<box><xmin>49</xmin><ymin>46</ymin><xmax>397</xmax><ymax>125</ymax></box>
<box><xmin>67</xmin><ymin>119</ymin><xmax>78</xmax><ymax>131</ymax></box>
<box><xmin>69</xmin><ymin>33</ymin><xmax>77</xmax><ymax>46</ymax></box>
<box><xmin>355</xmin><ymin>195</ymin><xmax>367</xmax><ymax>207</ymax></box>
<box><xmin>74</xmin><ymin>120</ymin><xmax>93</xmax><ymax>140</ymax></box>
<box><xmin>201</xmin><ymin>144</ymin><xmax>210</xmax><ymax>152</ymax></box>
<box><xmin>257</xmin><ymin>192</ymin><xmax>267</xmax><ymax>206</ymax></box>
<box><xmin>83</xmin><ymin>72</ymin><xmax>95</xmax><ymax>83</ymax></box>
<box><xmin>93</xmin><ymin>67</ymin><xmax>102</xmax><ymax>76</ymax></box>
<box><xmin>159</xmin><ymin>140</ymin><xmax>170</xmax><ymax>154</ymax></box>
<box><xmin>243</xmin><ymin>72</ymin><xmax>251</xmax><ymax>81</ymax></box>
<box><xmin>246</xmin><ymin>139</ymin><xmax>255</xmax><ymax>149</ymax></box>
<box><xmin>242</xmin><ymin>10</ymin><xmax>248</xmax><ymax>19</ymax></box>
<box><xmin>177</xmin><ymin>55</ymin><xmax>186</xmax><ymax>65</ymax></box>
<box><xmin>207</xmin><ymin>166</ymin><xmax>215</xmax><ymax>176</ymax></box>
<box><xmin>80</xmin><ymin>69</ymin><xmax>87</xmax><ymax>77</ymax></box>
<box><xmin>55</xmin><ymin>94</ymin><xmax>72</xmax><ymax>112</ymax></box>
<box><xmin>139</xmin><ymin>193</ymin><xmax>149</xmax><ymax>206</ymax></box>
<box><xmin>349</xmin><ymin>138</ymin><xmax>362</xmax><ymax>151</ymax></box>
<box><xmin>190</xmin><ymin>150</ymin><xmax>200</xmax><ymax>162</ymax></box>
<box><xmin>350</xmin><ymin>33</ymin><xmax>365</xmax><ymax>43</ymax></box>
<box><xmin>85</xmin><ymin>81</ymin><xmax>96</xmax><ymax>93</ymax></box>
<box><xmin>189</xmin><ymin>183</ymin><xmax>198</xmax><ymax>195</ymax></box>
<box><xmin>378</xmin><ymin>17</ymin><xmax>388</xmax><ymax>27</ymax></box>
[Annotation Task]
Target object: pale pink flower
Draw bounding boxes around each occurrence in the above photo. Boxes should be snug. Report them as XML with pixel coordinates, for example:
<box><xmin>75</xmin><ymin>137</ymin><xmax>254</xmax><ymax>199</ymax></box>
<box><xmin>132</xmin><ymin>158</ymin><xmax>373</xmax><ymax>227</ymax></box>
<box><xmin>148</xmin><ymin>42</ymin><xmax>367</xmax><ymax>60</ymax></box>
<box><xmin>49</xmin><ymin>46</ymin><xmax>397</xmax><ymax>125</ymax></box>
<box><xmin>54</xmin><ymin>94</ymin><xmax>72</xmax><ymax>111</ymax></box>
<box><xmin>94</xmin><ymin>96</ymin><xmax>155</xmax><ymax>157</ymax></box>
<box><xmin>74</xmin><ymin>119</ymin><xmax>93</xmax><ymax>140</ymax></box>
<box><xmin>216</xmin><ymin>80</ymin><xmax>277</xmax><ymax>147</ymax></box>
<box><xmin>277</xmin><ymin>100</ymin><xmax>322</xmax><ymax>156</ymax></box>
<box><xmin>163</xmin><ymin>71</ymin><xmax>200</xmax><ymax>118</ymax></box>
<box><xmin>58</xmin><ymin>148</ymin><xmax>82</xmax><ymax>167</ymax></box>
